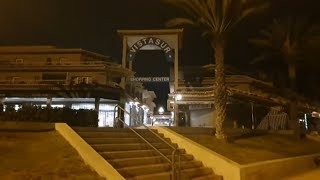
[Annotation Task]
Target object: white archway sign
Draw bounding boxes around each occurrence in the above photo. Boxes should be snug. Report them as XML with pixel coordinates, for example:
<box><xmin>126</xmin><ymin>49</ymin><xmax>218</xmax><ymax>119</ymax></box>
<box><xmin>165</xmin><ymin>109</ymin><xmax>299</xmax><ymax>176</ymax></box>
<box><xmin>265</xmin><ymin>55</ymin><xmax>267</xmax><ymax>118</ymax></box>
<box><xmin>117</xmin><ymin>29</ymin><xmax>183</xmax><ymax>93</ymax></box>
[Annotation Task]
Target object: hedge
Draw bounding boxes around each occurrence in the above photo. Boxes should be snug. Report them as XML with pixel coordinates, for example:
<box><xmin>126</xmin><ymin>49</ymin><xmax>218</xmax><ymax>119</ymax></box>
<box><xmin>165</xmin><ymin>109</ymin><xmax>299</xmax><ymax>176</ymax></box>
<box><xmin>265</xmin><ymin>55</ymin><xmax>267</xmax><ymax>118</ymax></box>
<box><xmin>0</xmin><ymin>105</ymin><xmax>98</xmax><ymax>127</ymax></box>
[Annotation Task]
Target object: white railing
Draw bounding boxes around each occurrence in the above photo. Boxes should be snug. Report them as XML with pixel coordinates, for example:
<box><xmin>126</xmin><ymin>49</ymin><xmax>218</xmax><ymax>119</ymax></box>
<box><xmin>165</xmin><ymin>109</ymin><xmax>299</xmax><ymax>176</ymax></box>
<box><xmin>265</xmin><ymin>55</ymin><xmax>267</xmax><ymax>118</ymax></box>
<box><xmin>114</xmin><ymin>105</ymin><xmax>182</xmax><ymax>180</ymax></box>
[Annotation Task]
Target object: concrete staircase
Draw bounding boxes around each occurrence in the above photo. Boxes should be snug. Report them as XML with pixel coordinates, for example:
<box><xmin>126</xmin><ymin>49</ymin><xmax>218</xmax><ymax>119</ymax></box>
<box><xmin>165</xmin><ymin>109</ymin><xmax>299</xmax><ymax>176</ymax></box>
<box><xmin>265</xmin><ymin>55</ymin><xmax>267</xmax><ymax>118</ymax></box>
<box><xmin>73</xmin><ymin>127</ymin><xmax>222</xmax><ymax>180</ymax></box>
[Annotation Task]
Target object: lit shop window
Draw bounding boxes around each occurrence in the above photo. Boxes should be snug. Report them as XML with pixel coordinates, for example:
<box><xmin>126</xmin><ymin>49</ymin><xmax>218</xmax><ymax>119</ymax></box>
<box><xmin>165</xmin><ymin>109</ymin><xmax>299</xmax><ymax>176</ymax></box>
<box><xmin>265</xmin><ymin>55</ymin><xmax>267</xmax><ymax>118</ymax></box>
<box><xmin>71</xmin><ymin>103</ymin><xmax>95</xmax><ymax>110</ymax></box>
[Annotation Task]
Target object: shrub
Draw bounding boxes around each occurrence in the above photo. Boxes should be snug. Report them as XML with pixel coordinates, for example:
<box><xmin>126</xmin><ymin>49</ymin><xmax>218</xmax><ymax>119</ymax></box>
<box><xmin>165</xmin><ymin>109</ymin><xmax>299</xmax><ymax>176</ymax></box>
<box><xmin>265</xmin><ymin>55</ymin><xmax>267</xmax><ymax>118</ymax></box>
<box><xmin>0</xmin><ymin>106</ymin><xmax>98</xmax><ymax>127</ymax></box>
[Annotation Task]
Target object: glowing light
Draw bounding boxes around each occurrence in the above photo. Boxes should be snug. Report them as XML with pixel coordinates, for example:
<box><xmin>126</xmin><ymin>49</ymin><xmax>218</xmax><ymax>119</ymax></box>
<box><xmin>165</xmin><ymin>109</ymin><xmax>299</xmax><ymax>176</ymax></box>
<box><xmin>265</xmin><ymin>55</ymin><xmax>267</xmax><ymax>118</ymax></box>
<box><xmin>158</xmin><ymin>107</ymin><xmax>164</xmax><ymax>114</ymax></box>
<box><xmin>176</xmin><ymin>94</ymin><xmax>182</xmax><ymax>101</ymax></box>
<box><xmin>304</xmin><ymin>113</ymin><xmax>308</xmax><ymax>130</ymax></box>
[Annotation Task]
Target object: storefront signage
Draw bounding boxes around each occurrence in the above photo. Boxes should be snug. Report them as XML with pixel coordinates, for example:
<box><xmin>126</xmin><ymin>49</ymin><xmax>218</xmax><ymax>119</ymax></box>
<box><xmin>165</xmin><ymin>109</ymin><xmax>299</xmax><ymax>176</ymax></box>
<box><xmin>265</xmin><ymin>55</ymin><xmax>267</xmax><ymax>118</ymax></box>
<box><xmin>130</xmin><ymin>77</ymin><xmax>170</xmax><ymax>82</ymax></box>
<box><xmin>127</xmin><ymin>37</ymin><xmax>174</xmax><ymax>62</ymax></box>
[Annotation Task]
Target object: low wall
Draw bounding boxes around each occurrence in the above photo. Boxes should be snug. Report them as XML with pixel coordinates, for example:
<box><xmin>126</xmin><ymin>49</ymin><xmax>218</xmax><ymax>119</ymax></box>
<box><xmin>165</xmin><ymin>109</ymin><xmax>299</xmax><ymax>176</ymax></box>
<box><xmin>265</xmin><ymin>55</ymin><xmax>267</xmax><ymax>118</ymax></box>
<box><xmin>240</xmin><ymin>153</ymin><xmax>320</xmax><ymax>180</ymax></box>
<box><xmin>154</xmin><ymin>126</ymin><xmax>241</xmax><ymax>180</ymax></box>
<box><xmin>55</xmin><ymin>123</ymin><xmax>125</xmax><ymax>180</ymax></box>
<box><xmin>155</xmin><ymin>126</ymin><xmax>320</xmax><ymax>180</ymax></box>
<box><xmin>0</xmin><ymin>121</ymin><xmax>55</xmax><ymax>131</ymax></box>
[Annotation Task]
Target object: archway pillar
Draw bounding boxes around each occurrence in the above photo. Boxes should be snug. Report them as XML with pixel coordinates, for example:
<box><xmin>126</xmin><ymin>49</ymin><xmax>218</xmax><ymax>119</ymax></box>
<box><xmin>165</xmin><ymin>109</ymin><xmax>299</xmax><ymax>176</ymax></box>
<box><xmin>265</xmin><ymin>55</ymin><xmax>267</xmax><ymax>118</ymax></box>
<box><xmin>120</xmin><ymin>36</ymin><xmax>128</xmax><ymax>89</ymax></box>
<box><xmin>117</xmin><ymin>29</ymin><xmax>183</xmax><ymax>125</ymax></box>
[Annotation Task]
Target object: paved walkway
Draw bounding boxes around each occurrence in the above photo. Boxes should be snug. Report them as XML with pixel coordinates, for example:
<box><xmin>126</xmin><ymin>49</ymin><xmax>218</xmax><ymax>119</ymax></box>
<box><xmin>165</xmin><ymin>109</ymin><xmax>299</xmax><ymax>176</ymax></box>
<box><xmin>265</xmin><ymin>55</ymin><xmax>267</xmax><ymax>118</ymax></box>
<box><xmin>284</xmin><ymin>168</ymin><xmax>320</xmax><ymax>180</ymax></box>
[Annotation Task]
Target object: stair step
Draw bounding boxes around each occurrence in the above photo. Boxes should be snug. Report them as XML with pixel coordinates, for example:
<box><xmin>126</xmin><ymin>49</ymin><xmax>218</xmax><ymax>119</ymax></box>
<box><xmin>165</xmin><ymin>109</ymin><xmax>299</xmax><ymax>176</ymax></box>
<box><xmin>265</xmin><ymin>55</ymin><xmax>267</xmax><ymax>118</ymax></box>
<box><xmin>84</xmin><ymin>137</ymin><xmax>172</xmax><ymax>144</ymax></box>
<box><xmin>92</xmin><ymin>143</ymin><xmax>177</xmax><ymax>152</ymax></box>
<box><xmin>192</xmin><ymin>174</ymin><xmax>223</xmax><ymax>180</ymax></box>
<box><xmin>73</xmin><ymin>127</ymin><xmax>128</xmax><ymax>132</ymax></box>
<box><xmin>117</xmin><ymin>163</ymin><xmax>171</xmax><ymax>178</ymax></box>
<box><xmin>100</xmin><ymin>149</ymin><xmax>186</xmax><ymax>159</ymax></box>
<box><xmin>126</xmin><ymin>172</ymin><xmax>172</xmax><ymax>180</ymax></box>
<box><xmin>104</xmin><ymin>151</ymin><xmax>192</xmax><ymax>162</ymax></box>
<box><xmin>109</xmin><ymin>155</ymin><xmax>197</xmax><ymax>168</ymax></box>
<box><xmin>73</xmin><ymin>127</ymin><xmax>159</xmax><ymax>133</ymax></box>
<box><xmin>181</xmin><ymin>167</ymin><xmax>213</xmax><ymax>179</ymax></box>
<box><xmin>117</xmin><ymin>160</ymin><xmax>203</xmax><ymax>178</ymax></box>
<box><xmin>125</xmin><ymin>169</ymin><xmax>219</xmax><ymax>180</ymax></box>
<box><xmin>77</xmin><ymin>131</ymin><xmax>165</xmax><ymax>138</ymax></box>
<box><xmin>109</xmin><ymin>156</ymin><xmax>166</xmax><ymax>168</ymax></box>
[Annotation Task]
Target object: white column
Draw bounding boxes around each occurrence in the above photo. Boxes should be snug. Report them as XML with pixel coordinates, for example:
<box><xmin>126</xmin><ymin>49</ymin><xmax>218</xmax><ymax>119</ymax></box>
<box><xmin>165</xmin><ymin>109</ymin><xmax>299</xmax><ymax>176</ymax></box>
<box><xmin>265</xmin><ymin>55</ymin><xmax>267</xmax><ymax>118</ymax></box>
<box><xmin>251</xmin><ymin>102</ymin><xmax>255</xmax><ymax>129</ymax></box>
<box><xmin>174</xmin><ymin>35</ymin><xmax>179</xmax><ymax>125</ymax></box>
<box><xmin>174</xmin><ymin>35</ymin><xmax>179</xmax><ymax>91</ymax></box>
<box><xmin>46</xmin><ymin>97</ymin><xmax>52</xmax><ymax>108</ymax></box>
<box><xmin>0</xmin><ymin>97</ymin><xmax>4</xmax><ymax>112</ymax></box>
<box><xmin>95</xmin><ymin>98</ymin><xmax>100</xmax><ymax>112</ymax></box>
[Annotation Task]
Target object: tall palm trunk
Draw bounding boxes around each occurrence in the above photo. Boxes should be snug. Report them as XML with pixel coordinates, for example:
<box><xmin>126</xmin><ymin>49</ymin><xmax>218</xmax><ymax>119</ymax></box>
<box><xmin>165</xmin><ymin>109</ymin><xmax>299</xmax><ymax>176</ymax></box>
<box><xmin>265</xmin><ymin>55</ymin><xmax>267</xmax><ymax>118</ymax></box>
<box><xmin>213</xmin><ymin>41</ymin><xmax>227</xmax><ymax>139</ymax></box>
<box><xmin>288</xmin><ymin>61</ymin><xmax>296</xmax><ymax>91</ymax></box>
<box><xmin>288</xmin><ymin>61</ymin><xmax>301</xmax><ymax>139</ymax></box>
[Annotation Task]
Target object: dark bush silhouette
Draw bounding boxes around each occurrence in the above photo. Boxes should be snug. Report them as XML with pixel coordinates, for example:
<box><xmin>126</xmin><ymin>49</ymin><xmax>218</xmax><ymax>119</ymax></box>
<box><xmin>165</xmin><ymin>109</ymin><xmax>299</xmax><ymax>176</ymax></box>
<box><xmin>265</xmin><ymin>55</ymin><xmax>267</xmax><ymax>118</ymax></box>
<box><xmin>0</xmin><ymin>106</ymin><xmax>98</xmax><ymax>127</ymax></box>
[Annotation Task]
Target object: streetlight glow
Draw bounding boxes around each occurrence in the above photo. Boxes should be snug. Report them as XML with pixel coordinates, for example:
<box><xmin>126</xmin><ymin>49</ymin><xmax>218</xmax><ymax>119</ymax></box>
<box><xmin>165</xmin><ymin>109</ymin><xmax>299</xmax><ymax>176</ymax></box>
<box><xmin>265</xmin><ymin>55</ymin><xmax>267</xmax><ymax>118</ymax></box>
<box><xmin>176</xmin><ymin>94</ymin><xmax>182</xmax><ymax>101</ymax></box>
<box><xmin>158</xmin><ymin>107</ymin><xmax>164</xmax><ymax>114</ymax></box>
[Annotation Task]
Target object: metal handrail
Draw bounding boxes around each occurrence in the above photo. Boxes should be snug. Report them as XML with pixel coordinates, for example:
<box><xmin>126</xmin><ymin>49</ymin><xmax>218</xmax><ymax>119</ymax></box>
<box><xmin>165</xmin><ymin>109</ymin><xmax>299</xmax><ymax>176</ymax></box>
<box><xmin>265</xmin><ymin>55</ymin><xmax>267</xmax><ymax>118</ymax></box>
<box><xmin>114</xmin><ymin>105</ymin><xmax>181</xmax><ymax>180</ymax></box>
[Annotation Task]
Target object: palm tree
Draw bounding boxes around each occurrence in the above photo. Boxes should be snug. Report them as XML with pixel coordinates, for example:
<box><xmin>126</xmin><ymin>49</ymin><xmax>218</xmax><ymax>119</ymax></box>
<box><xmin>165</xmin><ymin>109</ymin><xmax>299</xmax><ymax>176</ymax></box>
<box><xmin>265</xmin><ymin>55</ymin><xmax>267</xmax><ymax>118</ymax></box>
<box><xmin>250</xmin><ymin>17</ymin><xmax>320</xmax><ymax>138</ymax></box>
<box><xmin>164</xmin><ymin>0</ymin><xmax>269</xmax><ymax>139</ymax></box>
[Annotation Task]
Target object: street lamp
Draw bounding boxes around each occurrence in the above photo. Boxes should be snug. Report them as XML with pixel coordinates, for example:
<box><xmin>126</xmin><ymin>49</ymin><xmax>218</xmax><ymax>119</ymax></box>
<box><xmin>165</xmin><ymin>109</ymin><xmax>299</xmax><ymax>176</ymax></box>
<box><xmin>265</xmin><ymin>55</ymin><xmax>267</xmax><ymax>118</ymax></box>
<box><xmin>158</xmin><ymin>107</ymin><xmax>164</xmax><ymax>114</ymax></box>
<box><xmin>176</xmin><ymin>94</ymin><xmax>182</xmax><ymax>101</ymax></box>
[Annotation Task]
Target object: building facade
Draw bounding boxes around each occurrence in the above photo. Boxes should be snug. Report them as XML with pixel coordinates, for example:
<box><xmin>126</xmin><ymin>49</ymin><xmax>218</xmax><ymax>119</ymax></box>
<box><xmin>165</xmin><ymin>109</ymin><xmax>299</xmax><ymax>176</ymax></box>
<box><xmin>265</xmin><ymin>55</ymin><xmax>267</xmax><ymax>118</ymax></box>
<box><xmin>168</xmin><ymin>64</ymin><xmax>318</xmax><ymax>129</ymax></box>
<box><xmin>0</xmin><ymin>46</ymin><xmax>154</xmax><ymax>127</ymax></box>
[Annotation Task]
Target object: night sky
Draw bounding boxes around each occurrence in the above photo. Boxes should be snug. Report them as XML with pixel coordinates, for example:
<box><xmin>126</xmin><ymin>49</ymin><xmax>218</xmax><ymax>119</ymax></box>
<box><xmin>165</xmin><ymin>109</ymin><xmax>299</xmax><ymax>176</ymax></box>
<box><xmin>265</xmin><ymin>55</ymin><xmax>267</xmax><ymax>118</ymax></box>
<box><xmin>0</xmin><ymin>0</ymin><xmax>319</xmax><ymax>108</ymax></box>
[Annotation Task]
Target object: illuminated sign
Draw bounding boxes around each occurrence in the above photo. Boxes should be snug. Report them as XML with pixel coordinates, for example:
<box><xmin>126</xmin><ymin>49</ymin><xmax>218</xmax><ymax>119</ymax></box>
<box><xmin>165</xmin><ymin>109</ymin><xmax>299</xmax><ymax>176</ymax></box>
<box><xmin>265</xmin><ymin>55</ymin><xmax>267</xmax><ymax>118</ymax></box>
<box><xmin>130</xmin><ymin>77</ymin><xmax>170</xmax><ymax>82</ymax></box>
<box><xmin>127</xmin><ymin>37</ymin><xmax>174</xmax><ymax>62</ymax></box>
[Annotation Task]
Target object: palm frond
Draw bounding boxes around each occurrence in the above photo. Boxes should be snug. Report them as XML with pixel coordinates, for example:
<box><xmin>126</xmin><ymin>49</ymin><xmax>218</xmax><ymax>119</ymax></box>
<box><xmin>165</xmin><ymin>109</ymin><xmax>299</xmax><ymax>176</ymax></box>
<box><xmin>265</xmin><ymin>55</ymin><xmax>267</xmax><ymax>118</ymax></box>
<box><xmin>252</xmin><ymin>15</ymin><xmax>320</xmax><ymax>65</ymax></box>
<box><xmin>164</xmin><ymin>0</ymin><xmax>269</xmax><ymax>39</ymax></box>
<box><xmin>166</xmin><ymin>17</ymin><xmax>198</xmax><ymax>28</ymax></box>
<box><xmin>235</xmin><ymin>1</ymin><xmax>269</xmax><ymax>28</ymax></box>
<box><xmin>260</xmin><ymin>29</ymin><xmax>272</xmax><ymax>38</ymax></box>
<box><xmin>249</xmin><ymin>39</ymin><xmax>274</xmax><ymax>48</ymax></box>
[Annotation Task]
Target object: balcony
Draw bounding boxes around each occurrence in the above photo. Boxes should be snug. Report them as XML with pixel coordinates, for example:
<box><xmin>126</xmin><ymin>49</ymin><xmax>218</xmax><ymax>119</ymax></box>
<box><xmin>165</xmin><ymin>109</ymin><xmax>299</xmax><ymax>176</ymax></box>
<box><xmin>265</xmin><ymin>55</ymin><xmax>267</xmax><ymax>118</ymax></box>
<box><xmin>0</xmin><ymin>61</ymin><xmax>126</xmax><ymax>73</ymax></box>
<box><xmin>0</xmin><ymin>80</ymin><xmax>121</xmax><ymax>91</ymax></box>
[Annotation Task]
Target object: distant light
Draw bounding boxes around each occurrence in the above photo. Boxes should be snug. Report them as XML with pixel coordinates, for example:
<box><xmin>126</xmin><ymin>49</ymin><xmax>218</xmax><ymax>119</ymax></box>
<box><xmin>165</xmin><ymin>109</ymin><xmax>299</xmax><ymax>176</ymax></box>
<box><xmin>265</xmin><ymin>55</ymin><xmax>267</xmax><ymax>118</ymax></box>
<box><xmin>304</xmin><ymin>113</ymin><xmax>308</xmax><ymax>130</ymax></box>
<box><xmin>158</xmin><ymin>107</ymin><xmax>164</xmax><ymax>114</ymax></box>
<box><xmin>176</xmin><ymin>94</ymin><xmax>182</xmax><ymax>101</ymax></box>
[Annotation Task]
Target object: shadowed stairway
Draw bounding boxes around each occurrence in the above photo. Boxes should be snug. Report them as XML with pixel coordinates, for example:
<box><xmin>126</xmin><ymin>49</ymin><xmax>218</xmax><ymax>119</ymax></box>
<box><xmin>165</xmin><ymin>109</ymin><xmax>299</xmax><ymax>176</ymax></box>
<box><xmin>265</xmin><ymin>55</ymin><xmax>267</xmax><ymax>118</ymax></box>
<box><xmin>73</xmin><ymin>127</ymin><xmax>222</xmax><ymax>180</ymax></box>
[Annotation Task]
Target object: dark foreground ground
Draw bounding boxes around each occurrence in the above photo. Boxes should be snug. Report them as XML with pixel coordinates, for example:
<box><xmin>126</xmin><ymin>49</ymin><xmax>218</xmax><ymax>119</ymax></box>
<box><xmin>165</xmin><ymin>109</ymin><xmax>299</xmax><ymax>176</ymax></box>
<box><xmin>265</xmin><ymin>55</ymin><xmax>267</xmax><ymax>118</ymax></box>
<box><xmin>0</xmin><ymin>131</ymin><xmax>104</xmax><ymax>180</ymax></box>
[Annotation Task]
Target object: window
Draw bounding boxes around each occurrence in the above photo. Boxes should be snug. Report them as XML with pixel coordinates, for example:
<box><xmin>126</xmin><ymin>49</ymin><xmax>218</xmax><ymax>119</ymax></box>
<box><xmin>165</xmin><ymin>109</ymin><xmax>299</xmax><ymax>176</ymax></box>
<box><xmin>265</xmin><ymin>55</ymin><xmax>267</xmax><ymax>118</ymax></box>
<box><xmin>15</xmin><ymin>58</ymin><xmax>24</xmax><ymax>64</ymax></box>
<box><xmin>58</xmin><ymin>58</ymin><xmax>67</xmax><ymax>65</ymax></box>
<box><xmin>81</xmin><ymin>77</ymin><xmax>92</xmax><ymax>84</ymax></box>
<box><xmin>46</xmin><ymin>58</ymin><xmax>52</xmax><ymax>64</ymax></box>
<box><xmin>72</xmin><ymin>76</ymin><xmax>92</xmax><ymax>84</ymax></box>
<box><xmin>11</xmin><ymin>77</ymin><xmax>20</xmax><ymax>83</ymax></box>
